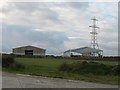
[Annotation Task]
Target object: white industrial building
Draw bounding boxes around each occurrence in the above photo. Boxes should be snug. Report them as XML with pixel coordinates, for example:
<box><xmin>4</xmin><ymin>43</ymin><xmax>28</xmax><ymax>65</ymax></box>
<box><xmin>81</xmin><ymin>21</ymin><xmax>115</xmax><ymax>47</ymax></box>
<box><xmin>62</xmin><ymin>47</ymin><xmax>103</xmax><ymax>57</ymax></box>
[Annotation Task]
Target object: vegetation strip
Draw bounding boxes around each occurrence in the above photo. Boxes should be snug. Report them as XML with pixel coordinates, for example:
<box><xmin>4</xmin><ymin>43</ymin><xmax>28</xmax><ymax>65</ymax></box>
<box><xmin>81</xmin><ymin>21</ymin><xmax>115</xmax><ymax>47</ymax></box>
<box><xmin>2</xmin><ymin>55</ymin><xmax>119</xmax><ymax>85</ymax></box>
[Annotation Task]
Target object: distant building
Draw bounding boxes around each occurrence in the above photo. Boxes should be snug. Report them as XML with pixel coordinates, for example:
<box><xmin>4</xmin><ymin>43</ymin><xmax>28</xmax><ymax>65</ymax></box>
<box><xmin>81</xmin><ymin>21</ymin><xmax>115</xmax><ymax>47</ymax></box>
<box><xmin>62</xmin><ymin>47</ymin><xmax>103</xmax><ymax>58</ymax></box>
<box><xmin>13</xmin><ymin>45</ymin><xmax>46</xmax><ymax>56</ymax></box>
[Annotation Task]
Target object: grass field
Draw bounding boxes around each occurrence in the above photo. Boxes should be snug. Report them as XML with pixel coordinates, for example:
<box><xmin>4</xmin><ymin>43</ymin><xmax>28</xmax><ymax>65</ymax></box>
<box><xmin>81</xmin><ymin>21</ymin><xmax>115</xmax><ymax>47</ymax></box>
<box><xmin>3</xmin><ymin>57</ymin><xmax>119</xmax><ymax>85</ymax></box>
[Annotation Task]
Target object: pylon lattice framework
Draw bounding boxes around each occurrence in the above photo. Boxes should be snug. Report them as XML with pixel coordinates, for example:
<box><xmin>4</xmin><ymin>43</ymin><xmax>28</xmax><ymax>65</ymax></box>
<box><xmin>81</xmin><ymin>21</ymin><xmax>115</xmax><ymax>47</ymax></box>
<box><xmin>89</xmin><ymin>16</ymin><xmax>99</xmax><ymax>50</ymax></box>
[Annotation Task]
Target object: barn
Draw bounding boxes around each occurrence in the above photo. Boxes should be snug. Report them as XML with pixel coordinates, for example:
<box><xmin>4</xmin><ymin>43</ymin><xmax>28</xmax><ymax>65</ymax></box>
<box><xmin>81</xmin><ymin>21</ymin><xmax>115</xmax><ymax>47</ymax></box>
<box><xmin>62</xmin><ymin>47</ymin><xmax>103</xmax><ymax>58</ymax></box>
<box><xmin>13</xmin><ymin>45</ymin><xmax>46</xmax><ymax>56</ymax></box>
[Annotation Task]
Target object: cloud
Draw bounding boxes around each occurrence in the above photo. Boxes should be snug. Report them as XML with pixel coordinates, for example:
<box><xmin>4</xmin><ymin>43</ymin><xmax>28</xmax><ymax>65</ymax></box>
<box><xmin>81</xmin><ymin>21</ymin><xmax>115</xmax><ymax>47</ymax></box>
<box><xmin>2</xmin><ymin>24</ymin><xmax>68</xmax><ymax>54</ymax></box>
<box><xmin>2</xmin><ymin>2</ymin><xmax>118</xmax><ymax>56</ymax></box>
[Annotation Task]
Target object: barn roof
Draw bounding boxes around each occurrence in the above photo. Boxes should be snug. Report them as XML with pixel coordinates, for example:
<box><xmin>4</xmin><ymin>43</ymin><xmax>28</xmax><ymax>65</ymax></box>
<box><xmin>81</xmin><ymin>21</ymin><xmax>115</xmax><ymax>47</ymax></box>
<box><xmin>64</xmin><ymin>47</ymin><xmax>103</xmax><ymax>54</ymax></box>
<box><xmin>13</xmin><ymin>45</ymin><xmax>46</xmax><ymax>50</ymax></box>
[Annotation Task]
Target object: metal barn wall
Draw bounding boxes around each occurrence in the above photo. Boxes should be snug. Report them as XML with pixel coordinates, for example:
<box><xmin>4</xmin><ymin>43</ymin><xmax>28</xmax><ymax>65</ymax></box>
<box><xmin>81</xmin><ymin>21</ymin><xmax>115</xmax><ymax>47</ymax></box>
<box><xmin>13</xmin><ymin>46</ymin><xmax>46</xmax><ymax>56</ymax></box>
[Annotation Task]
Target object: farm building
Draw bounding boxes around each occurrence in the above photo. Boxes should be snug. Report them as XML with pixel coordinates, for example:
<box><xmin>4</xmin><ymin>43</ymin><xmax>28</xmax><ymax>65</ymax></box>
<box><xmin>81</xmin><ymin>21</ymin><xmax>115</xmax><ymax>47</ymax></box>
<box><xmin>13</xmin><ymin>45</ymin><xmax>46</xmax><ymax>56</ymax></box>
<box><xmin>62</xmin><ymin>47</ymin><xmax>103</xmax><ymax>58</ymax></box>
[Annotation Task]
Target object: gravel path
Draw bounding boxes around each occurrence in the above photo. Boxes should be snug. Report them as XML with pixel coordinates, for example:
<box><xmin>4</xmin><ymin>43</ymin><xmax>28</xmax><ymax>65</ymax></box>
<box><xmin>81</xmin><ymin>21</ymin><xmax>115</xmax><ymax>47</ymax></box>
<box><xmin>2</xmin><ymin>72</ymin><xmax>118</xmax><ymax>88</ymax></box>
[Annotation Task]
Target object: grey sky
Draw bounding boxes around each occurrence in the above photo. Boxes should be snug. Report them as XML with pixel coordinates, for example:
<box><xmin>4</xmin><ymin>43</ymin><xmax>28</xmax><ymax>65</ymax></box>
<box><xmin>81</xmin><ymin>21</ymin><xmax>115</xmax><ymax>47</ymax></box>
<box><xmin>1</xmin><ymin>2</ymin><xmax>118</xmax><ymax>56</ymax></box>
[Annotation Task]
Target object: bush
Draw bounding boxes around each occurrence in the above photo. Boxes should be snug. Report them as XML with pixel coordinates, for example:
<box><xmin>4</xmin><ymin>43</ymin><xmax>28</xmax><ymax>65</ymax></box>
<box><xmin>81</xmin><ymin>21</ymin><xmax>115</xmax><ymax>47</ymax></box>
<box><xmin>11</xmin><ymin>62</ymin><xmax>25</xmax><ymax>70</ymax></box>
<box><xmin>2</xmin><ymin>54</ymin><xmax>15</xmax><ymax>67</ymax></box>
<box><xmin>112</xmin><ymin>65</ymin><xmax>120</xmax><ymax>75</ymax></box>
<box><xmin>79</xmin><ymin>62</ymin><xmax>111</xmax><ymax>75</ymax></box>
<box><xmin>2</xmin><ymin>54</ymin><xmax>25</xmax><ymax>70</ymax></box>
<box><xmin>59</xmin><ymin>62</ymin><xmax>72</xmax><ymax>72</ymax></box>
<box><xmin>59</xmin><ymin>61</ymin><xmax>113</xmax><ymax>75</ymax></box>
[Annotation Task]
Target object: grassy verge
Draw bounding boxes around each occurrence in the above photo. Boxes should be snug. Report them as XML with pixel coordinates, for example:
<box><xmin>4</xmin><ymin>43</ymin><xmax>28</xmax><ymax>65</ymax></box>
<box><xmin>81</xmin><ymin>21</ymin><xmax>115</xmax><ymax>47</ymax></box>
<box><xmin>3</xmin><ymin>57</ymin><xmax>119</xmax><ymax>85</ymax></box>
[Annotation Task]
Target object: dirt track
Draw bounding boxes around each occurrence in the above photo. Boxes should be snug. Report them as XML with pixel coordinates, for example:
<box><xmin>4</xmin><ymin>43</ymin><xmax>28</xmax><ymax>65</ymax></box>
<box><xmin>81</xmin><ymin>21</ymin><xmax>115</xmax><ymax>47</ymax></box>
<box><xmin>2</xmin><ymin>72</ymin><xmax>118</xmax><ymax>88</ymax></box>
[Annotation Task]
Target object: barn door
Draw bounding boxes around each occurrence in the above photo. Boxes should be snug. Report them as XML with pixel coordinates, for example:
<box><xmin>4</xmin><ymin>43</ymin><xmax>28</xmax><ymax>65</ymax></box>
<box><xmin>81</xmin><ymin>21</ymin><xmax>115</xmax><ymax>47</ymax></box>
<box><xmin>25</xmin><ymin>50</ymin><xmax>33</xmax><ymax>55</ymax></box>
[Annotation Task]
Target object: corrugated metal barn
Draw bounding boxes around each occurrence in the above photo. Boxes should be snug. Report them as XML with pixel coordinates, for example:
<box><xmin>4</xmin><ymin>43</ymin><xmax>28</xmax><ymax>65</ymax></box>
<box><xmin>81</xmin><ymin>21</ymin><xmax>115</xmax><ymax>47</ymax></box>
<box><xmin>63</xmin><ymin>47</ymin><xmax>103</xmax><ymax>57</ymax></box>
<box><xmin>13</xmin><ymin>45</ymin><xmax>46</xmax><ymax>56</ymax></box>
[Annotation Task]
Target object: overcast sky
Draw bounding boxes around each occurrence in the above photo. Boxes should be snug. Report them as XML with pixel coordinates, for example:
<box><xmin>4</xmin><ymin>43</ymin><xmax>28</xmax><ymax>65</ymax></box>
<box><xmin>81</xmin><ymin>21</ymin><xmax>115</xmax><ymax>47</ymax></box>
<box><xmin>1</xmin><ymin>1</ymin><xmax>118</xmax><ymax>56</ymax></box>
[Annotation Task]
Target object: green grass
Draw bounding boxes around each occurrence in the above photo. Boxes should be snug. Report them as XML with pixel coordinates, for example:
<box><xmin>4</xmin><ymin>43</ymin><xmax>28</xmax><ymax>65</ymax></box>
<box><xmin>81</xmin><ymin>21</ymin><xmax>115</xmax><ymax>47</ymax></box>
<box><xmin>3</xmin><ymin>57</ymin><xmax>119</xmax><ymax>85</ymax></box>
<box><xmin>96</xmin><ymin>61</ymin><xmax>118</xmax><ymax>66</ymax></box>
<box><xmin>76</xmin><ymin>60</ymin><xmax>119</xmax><ymax>66</ymax></box>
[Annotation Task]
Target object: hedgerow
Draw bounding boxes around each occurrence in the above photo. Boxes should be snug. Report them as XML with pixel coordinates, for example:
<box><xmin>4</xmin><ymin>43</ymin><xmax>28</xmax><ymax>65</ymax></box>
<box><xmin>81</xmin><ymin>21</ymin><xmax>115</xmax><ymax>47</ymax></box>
<box><xmin>59</xmin><ymin>61</ymin><xmax>119</xmax><ymax>75</ymax></box>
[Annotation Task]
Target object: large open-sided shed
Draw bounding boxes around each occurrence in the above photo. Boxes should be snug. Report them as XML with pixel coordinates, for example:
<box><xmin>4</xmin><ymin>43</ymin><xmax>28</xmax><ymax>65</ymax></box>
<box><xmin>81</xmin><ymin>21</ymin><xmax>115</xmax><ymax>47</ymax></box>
<box><xmin>63</xmin><ymin>47</ymin><xmax>103</xmax><ymax>57</ymax></box>
<box><xmin>13</xmin><ymin>45</ymin><xmax>46</xmax><ymax>56</ymax></box>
